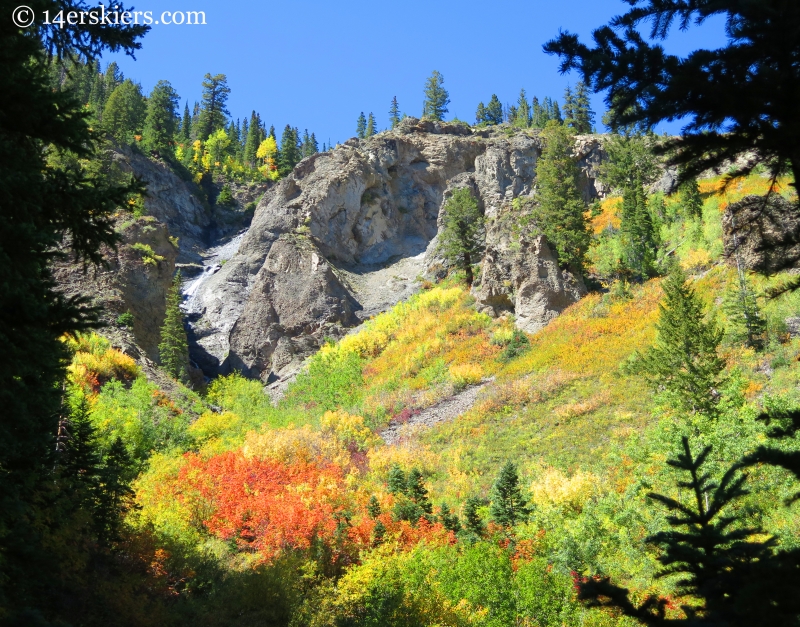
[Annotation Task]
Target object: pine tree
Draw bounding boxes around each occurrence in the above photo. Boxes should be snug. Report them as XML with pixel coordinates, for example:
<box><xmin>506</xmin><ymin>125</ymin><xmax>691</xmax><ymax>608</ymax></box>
<box><xmin>723</xmin><ymin>271</ymin><xmax>766</xmax><ymax>350</ymax></box>
<box><xmin>439</xmin><ymin>503</ymin><xmax>461</xmax><ymax>533</ymax></box>
<box><xmin>680</xmin><ymin>178</ymin><xmax>704</xmax><ymax>219</ymax></box>
<box><xmin>535</xmin><ymin>121</ymin><xmax>590</xmax><ymax>268</ymax></box>
<box><xmin>484</xmin><ymin>94</ymin><xmax>503</xmax><ymax>125</ymax></box>
<box><xmin>515</xmin><ymin>88</ymin><xmax>531</xmax><ymax>127</ymax></box>
<box><xmin>278</xmin><ymin>125</ymin><xmax>301</xmax><ymax>176</ymax></box>
<box><xmin>619</xmin><ymin>177</ymin><xmax>657</xmax><ymax>279</ymax></box>
<box><xmin>635</xmin><ymin>265</ymin><xmax>725</xmax><ymax>417</ymax></box>
<box><xmin>531</xmin><ymin>96</ymin><xmax>544</xmax><ymax>128</ymax></box>
<box><xmin>422</xmin><ymin>70</ymin><xmax>450</xmax><ymax>120</ymax></box>
<box><xmin>142</xmin><ymin>80</ymin><xmax>179</xmax><ymax>157</ymax></box>
<box><xmin>436</xmin><ymin>187</ymin><xmax>485</xmax><ymax>287</ymax></box>
<box><xmin>102</xmin><ymin>79</ymin><xmax>146</xmax><ymax>143</ymax></box>
<box><xmin>578</xmin><ymin>437</ymin><xmax>775</xmax><ymax>625</ymax></box>
<box><xmin>462</xmin><ymin>496</ymin><xmax>485</xmax><ymax>538</ymax></box>
<box><xmin>180</xmin><ymin>101</ymin><xmax>192</xmax><ymax>143</ymax></box>
<box><xmin>562</xmin><ymin>85</ymin><xmax>576</xmax><ymax>129</ymax></box>
<box><xmin>197</xmin><ymin>73</ymin><xmax>231</xmax><ymax>140</ymax></box>
<box><xmin>573</xmin><ymin>81</ymin><xmax>595</xmax><ymax>133</ymax></box>
<box><xmin>159</xmin><ymin>271</ymin><xmax>189</xmax><ymax>380</ymax></box>
<box><xmin>95</xmin><ymin>436</ymin><xmax>135</xmax><ymax>543</ymax></box>
<box><xmin>309</xmin><ymin>132</ymin><xmax>319</xmax><ymax>155</ymax></box>
<box><xmin>244</xmin><ymin>111</ymin><xmax>261</xmax><ymax>166</ymax></box>
<box><xmin>62</xmin><ymin>394</ymin><xmax>101</xmax><ymax>497</ymax></box>
<box><xmin>356</xmin><ymin>112</ymin><xmax>366</xmax><ymax>139</ymax></box>
<box><xmin>367</xmin><ymin>495</ymin><xmax>381</xmax><ymax>518</ymax></box>
<box><xmin>489</xmin><ymin>461</ymin><xmax>530</xmax><ymax>527</ymax></box>
<box><xmin>366</xmin><ymin>112</ymin><xmax>376</xmax><ymax>137</ymax></box>
<box><xmin>406</xmin><ymin>468</ymin><xmax>432</xmax><ymax>514</ymax></box>
<box><xmin>387</xmin><ymin>464</ymin><xmax>407</xmax><ymax>495</ymax></box>
<box><xmin>389</xmin><ymin>96</ymin><xmax>401</xmax><ymax>128</ymax></box>
<box><xmin>475</xmin><ymin>101</ymin><xmax>487</xmax><ymax>125</ymax></box>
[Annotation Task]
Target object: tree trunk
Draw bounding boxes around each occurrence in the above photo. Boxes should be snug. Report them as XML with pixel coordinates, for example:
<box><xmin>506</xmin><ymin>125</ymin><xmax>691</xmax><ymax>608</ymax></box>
<box><xmin>464</xmin><ymin>250</ymin><xmax>473</xmax><ymax>287</ymax></box>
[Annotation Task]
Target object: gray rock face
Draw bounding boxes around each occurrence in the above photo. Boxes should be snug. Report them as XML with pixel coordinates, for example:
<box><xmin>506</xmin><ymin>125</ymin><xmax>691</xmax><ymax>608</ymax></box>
<box><xmin>472</xmin><ymin>205</ymin><xmax>586</xmax><ymax>332</ymax></box>
<box><xmin>190</xmin><ymin>121</ymin><xmax>608</xmax><ymax>381</ymax></box>
<box><xmin>53</xmin><ymin>217</ymin><xmax>178</xmax><ymax>361</ymax></box>
<box><xmin>112</xmin><ymin>145</ymin><xmax>213</xmax><ymax>263</ymax></box>
<box><xmin>722</xmin><ymin>194</ymin><xmax>800</xmax><ymax>273</ymax></box>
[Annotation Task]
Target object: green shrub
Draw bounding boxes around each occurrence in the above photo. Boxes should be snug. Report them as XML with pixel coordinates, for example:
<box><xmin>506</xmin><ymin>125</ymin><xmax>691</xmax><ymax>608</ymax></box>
<box><xmin>499</xmin><ymin>329</ymin><xmax>530</xmax><ymax>362</ymax></box>
<box><xmin>116</xmin><ymin>312</ymin><xmax>134</xmax><ymax>327</ymax></box>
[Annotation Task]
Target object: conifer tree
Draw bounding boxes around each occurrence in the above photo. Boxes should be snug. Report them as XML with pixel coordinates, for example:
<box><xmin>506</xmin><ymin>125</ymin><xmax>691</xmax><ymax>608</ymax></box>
<box><xmin>309</xmin><ymin>132</ymin><xmax>319</xmax><ymax>155</ymax></box>
<box><xmin>356</xmin><ymin>112</ymin><xmax>366</xmax><ymax>139</ymax></box>
<box><xmin>387</xmin><ymin>464</ymin><xmax>407</xmax><ymax>495</ymax></box>
<box><xmin>180</xmin><ymin>101</ymin><xmax>192</xmax><ymax>143</ymax></box>
<box><xmin>485</xmin><ymin>94</ymin><xmax>503</xmax><ymax>125</ymax></box>
<box><xmin>635</xmin><ymin>265</ymin><xmax>725</xmax><ymax>417</ymax></box>
<box><xmin>680</xmin><ymin>178</ymin><xmax>704</xmax><ymax>219</ymax></box>
<box><xmin>243</xmin><ymin>111</ymin><xmax>261</xmax><ymax>166</ymax></box>
<box><xmin>462</xmin><ymin>497</ymin><xmax>485</xmax><ymax>538</ymax></box>
<box><xmin>489</xmin><ymin>461</ymin><xmax>530</xmax><ymax>527</ymax></box>
<box><xmin>436</xmin><ymin>187</ymin><xmax>485</xmax><ymax>286</ymax></box>
<box><xmin>562</xmin><ymin>85</ymin><xmax>576</xmax><ymax>129</ymax></box>
<box><xmin>422</xmin><ymin>70</ymin><xmax>450</xmax><ymax>120</ymax></box>
<box><xmin>515</xmin><ymin>88</ymin><xmax>531</xmax><ymax>127</ymax></box>
<box><xmin>142</xmin><ymin>80</ymin><xmax>179</xmax><ymax>157</ymax></box>
<box><xmin>475</xmin><ymin>101</ymin><xmax>487</xmax><ymax>125</ymax></box>
<box><xmin>102</xmin><ymin>78</ymin><xmax>146</xmax><ymax>143</ymax></box>
<box><xmin>197</xmin><ymin>73</ymin><xmax>231</xmax><ymax>140</ymax></box>
<box><xmin>531</xmin><ymin>96</ymin><xmax>544</xmax><ymax>128</ymax></box>
<box><xmin>95</xmin><ymin>436</ymin><xmax>135</xmax><ymax>543</ymax></box>
<box><xmin>159</xmin><ymin>271</ymin><xmax>189</xmax><ymax>381</ymax></box>
<box><xmin>62</xmin><ymin>394</ymin><xmax>101</xmax><ymax>498</ymax></box>
<box><xmin>278</xmin><ymin>125</ymin><xmax>301</xmax><ymax>176</ymax></box>
<box><xmin>573</xmin><ymin>81</ymin><xmax>595</xmax><ymax>133</ymax></box>
<box><xmin>723</xmin><ymin>271</ymin><xmax>766</xmax><ymax>350</ymax></box>
<box><xmin>620</xmin><ymin>177</ymin><xmax>657</xmax><ymax>279</ymax></box>
<box><xmin>578</xmin><ymin>437</ymin><xmax>775</xmax><ymax>625</ymax></box>
<box><xmin>439</xmin><ymin>503</ymin><xmax>461</xmax><ymax>533</ymax></box>
<box><xmin>406</xmin><ymin>468</ymin><xmax>433</xmax><ymax>514</ymax></box>
<box><xmin>535</xmin><ymin>121</ymin><xmax>590</xmax><ymax>268</ymax></box>
<box><xmin>367</xmin><ymin>495</ymin><xmax>381</xmax><ymax>518</ymax></box>
<box><xmin>372</xmin><ymin>520</ymin><xmax>387</xmax><ymax>545</ymax></box>
<box><xmin>389</xmin><ymin>96</ymin><xmax>401</xmax><ymax>128</ymax></box>
<box><xmin>366</xmin><ymin>112</ymin><xmax>376</xmax><ymax>137</ymax></box>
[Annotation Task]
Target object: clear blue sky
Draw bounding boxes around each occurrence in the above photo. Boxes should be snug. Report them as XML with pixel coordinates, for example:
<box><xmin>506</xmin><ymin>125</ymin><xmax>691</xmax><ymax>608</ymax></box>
<box><xmin>108</xmin><ymin>0</ymin><xmax>728</xmax><ymax>144</ymax></box>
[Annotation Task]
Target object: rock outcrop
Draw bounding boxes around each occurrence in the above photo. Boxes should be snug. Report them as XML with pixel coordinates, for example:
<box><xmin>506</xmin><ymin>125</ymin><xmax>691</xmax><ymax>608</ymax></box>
<box><xmin>53</xmin><ymin>217</ymin><xmax>178</xmax><ymax>361</ymax></box>
<box><xmin>722</xmin><ymin>194</ymin><xmax>800</xmax><ymax>273</ymax></box>
<box><xmin>188</xmin><ymin>120</ymin><xmax>608</xmax><ymax>382</ymax></box>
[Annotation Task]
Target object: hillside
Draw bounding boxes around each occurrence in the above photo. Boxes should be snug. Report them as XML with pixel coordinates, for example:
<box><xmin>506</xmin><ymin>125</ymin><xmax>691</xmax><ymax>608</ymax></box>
<box><xmin>62</xmin><ymin>167</ymin><xmax>800</xmax><ymax>625</ymax></box>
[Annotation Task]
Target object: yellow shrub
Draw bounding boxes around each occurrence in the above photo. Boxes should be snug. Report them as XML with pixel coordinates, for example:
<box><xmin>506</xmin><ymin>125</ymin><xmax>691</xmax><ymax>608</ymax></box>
<box><xmin>367</xmin><ymin>440</ymin><xmax>439</xmax><ymax>477</ymax></box>
<box><xmin>188</xmin><ymin>411</ymin><xmax>240</xmax><ymax>444</ymax></box>
<box><xmin>530</xmin><ymin>466</ymin><xmax>599</xmax><ymax>512</ymax></box>
<box><xmin>243</xmin><ymin>425</ymin><xmax>350</xmax><ymax>467</ymax></box>
<box><xmin>449</xmin><ymin>363</ymin><xmax>483</xmax><ymax>388</ymax></box>
<box><xmin>66</xmin><ymin>336</ymin><xmax>139</xmax><ymax>394</ymax></box>
<box><xmin>321</xmin><ymin>410</ymin><xmax>380</xmax><ymax>450</ymax></box>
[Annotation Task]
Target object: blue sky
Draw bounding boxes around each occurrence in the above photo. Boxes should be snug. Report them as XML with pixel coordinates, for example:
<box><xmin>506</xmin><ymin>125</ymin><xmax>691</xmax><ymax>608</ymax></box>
<box><xmin>108</xmin><ymin>0</ymin><xmax>728</xmax><ymax>144</ymax></box>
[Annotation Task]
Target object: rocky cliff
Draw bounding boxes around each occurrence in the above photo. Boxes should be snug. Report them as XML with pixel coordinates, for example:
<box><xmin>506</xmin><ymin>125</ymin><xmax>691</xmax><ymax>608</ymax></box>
<box><xmin>188</xmin><ymin>119</ymin><xmax>608</xmax><ymax>383</ymax></box>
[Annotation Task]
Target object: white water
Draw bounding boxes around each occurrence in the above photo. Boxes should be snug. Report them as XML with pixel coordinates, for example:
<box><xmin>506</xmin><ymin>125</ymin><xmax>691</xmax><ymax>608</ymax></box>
<box><xmin>181</xmin><ymin>231</ymin><xmax>245</xmax><ymax>315</ymax></box>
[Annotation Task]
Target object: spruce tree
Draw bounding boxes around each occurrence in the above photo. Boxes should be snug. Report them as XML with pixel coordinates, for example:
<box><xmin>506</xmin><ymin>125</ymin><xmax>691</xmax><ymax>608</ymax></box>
<box><xmin>531</xmin><ymin>96</ymin><xmax>544</xmax><ymax>128</ymax></box>
<box><xmin>406</xmin><ymin>468</ymin><xmax>432</xmax><ymax>515</ymax></box>
<box><xmin>389</xmin><ymin>96</ymin><xmax>401</xmax><ymax>128</ymax></box>
<box><xmin>62</xmin><ymin>393</ymin><xmax>101</xmax><ymax>498</ymax></box>
<box><xmin>95</xmin><ymin>436</ymin><xmax>135</xmax><ymax>544</ymax></box>
<box><xmin>515</xmin><ymin>88</ymin><xmax>531</xmax><ymax>127</ymax></box>
<box><xmin>180</xmin><ymin>101</ymin><xmax>192</xmax><ymax>143</ymax></box>
<box><xmin>579</xmin><ymin>437</ymin><xmax>775</xmax><ymax>626</ymax></box>
<box><xmin>475</xmin><ymin>101</ymin><xmax>487</xmax><ymax>125</ymax></box>
<box><xmin>723</xmin><ymin>271</ymin><xmax>766</xmax><ymax>350</ymax></box>
<box><xmin>680</xmin><ymin>178</ymin><xmax>704</xmax><ymax>219</ymax></box>
<box><xmin>387</xmin><ymin>464</ymin><xmax>407</xmax><ymax>495</ymax></box>
<box><xmin>620</xmin><ymin>177</ymin><xmax>657</xmax><ymax>279</ymax></box>
<box><xmin>489</xmin><ymin>461</ymin><xmax>530</xmax><ymax>527</ymax></box>
<box><xmin>102</xmin><ymin>79</ymin><xmax>146</xmax><ymax>144</ymax></box>
<box><xmin>439</xmin><ymin>503</ymin><xmax>461</xmax><ymax>533</ymax></box>
<box><xmin>159</xmin><ymin>271</ymin><xmax>190</xmax><ymax>381</ymax></box>
<box><xmin>367</xmin><ymin>495</ymin><xmax>381</xmax><ymax>518</ymax></box>
<box><xmin>635</xmin><ymin>265</ymin><xmax>725</xmax><ymax>417</ymax></box>
<box><xmin>462</xmin><ymin>497</ymin><xmax>485</xmax><ymax>538</ymax></box>
<box><xmin>278</xmin><ymin>125</ymin><xmax>301</xmax><ymax>176</ymax></box>
<box><xmin>366</xmin><ymin>113</ymin><xmax>376</xmax><ymax>138</ymax></box>
<box><xmin>562</xmin><ymin>85</ymin><xmax>576</xmax><ymax>129</ymax></box>
<box><xmin>197</xmin><ymin>73</ymin><xmax>231</xmax><ymax>140</ymax></box>
<box><xmin>142</xmin><ymin>80</ymin><xmax>179</xmax><ymax>157</ymax></box>
<box><xmin>573</xmin><ymin>81</ymin><xmax>595</xmax><ymax>133</ymax></box>
<box><xmin>356</xmin><ymin>112</ymin><xmax>366</xmax><ymax>139</ymax></box>
<box><xmin>309</xmin><ymin>132</ymin><xmax>319</xmax><ymax>155</ymax></box>
<box><xmin>244</xmin><ymin>111</ymin><xmax>261</xmax><ymax>166</ymax></box>
<box><xmin>535</xmin><ymin>121</ymin><xmax>590</xmax><ymax>268</ymax></box>
<box><xmin>485</xmin><ymin>94</ymin><xmax>503</xmax><ymax>125</ymax></box>
<box><xmin>436</xmin><ymin>187</ymin><xmax>485</xmax><ymax>286</ymax></box>
<box><xmin>422</xmin><ymin>70</ymin><xmax>450</xmax><ymax>120</ymax></box>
